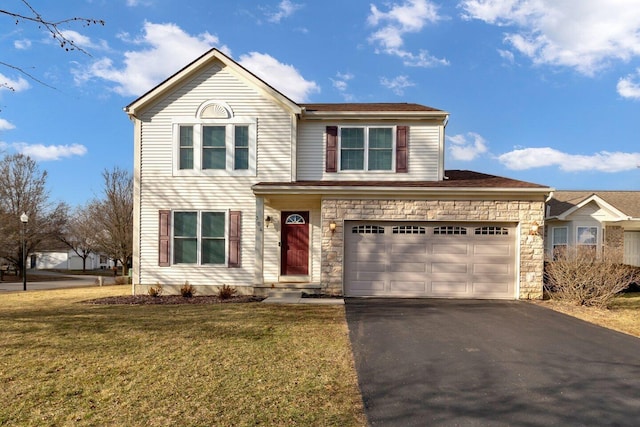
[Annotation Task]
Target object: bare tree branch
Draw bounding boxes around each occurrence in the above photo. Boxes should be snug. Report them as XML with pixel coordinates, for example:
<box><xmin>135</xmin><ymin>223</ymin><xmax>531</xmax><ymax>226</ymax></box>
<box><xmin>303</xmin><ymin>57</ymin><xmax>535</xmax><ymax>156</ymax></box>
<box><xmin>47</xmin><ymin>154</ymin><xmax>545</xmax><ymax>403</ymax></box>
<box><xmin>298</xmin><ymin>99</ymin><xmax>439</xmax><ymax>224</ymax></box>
<box><xmin>1</xmin><ymin>0</ymin><xmax>105</xmax><ymax>89</ymax></box>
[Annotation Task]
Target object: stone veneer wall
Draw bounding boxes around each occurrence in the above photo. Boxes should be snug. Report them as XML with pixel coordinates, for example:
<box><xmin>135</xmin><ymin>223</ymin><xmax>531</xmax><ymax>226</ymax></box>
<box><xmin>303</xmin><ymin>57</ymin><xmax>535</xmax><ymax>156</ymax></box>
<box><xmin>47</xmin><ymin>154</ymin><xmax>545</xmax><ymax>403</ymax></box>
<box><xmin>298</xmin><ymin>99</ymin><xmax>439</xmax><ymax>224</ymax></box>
<box><xmin>321</xmin><ymin>199</ymin><xmax>546</xmax><ymax>299</ymax></box>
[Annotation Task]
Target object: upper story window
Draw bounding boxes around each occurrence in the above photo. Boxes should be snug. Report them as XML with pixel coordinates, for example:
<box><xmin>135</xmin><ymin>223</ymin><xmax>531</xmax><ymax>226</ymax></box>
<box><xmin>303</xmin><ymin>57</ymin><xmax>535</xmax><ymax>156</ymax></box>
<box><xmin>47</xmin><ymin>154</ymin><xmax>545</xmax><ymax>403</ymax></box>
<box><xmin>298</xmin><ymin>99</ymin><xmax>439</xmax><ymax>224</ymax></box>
<box><xmin>173</xmin><ymin>100</ymin><xmax>256</xmax><ymax>176</ymax></box>
<box><xmin>339</xmin><ymin>126</ymin><xmax>394</xmax><ymax>171</ymax></box>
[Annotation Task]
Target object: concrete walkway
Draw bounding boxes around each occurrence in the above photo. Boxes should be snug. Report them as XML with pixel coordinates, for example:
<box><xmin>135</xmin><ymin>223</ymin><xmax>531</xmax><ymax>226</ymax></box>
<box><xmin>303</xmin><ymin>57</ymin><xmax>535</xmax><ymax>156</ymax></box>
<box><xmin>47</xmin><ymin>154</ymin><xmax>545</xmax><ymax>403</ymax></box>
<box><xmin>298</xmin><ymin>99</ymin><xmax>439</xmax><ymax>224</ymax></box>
<box><xmin>261</xmin><ymin>296</ymin><xmax>344</xmax><ymax>304</ymax></box>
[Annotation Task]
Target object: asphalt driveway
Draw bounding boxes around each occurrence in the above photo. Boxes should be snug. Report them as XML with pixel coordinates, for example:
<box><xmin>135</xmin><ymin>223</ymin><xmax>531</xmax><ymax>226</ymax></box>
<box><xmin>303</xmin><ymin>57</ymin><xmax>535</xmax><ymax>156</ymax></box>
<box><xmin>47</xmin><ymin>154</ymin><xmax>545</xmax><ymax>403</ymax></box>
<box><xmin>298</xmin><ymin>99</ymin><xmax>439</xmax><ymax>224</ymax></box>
<box><xmin>345</xmin><ymin>299</ymin><xmax>640</xmax><ymax>426</ymax></box>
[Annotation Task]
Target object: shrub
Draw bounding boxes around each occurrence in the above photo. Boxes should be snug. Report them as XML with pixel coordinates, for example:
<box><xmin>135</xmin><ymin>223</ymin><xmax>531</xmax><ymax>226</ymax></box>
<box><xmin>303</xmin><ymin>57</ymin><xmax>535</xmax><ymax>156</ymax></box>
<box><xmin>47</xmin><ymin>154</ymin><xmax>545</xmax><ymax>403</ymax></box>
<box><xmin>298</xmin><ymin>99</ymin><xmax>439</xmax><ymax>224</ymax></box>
<box><xmin>217</xmin><ymin>284</ymin><xmax>237</xmax><ymax>300</ymax></box>
<box><xmin>180</xmin><ymin>282</ymin><xmax>196</xmax><ymax>298</ymax></box>
<box><xmin>148</xmin><ymin>283</ymin><xmax>163</xmax><ymax>297</ymax></box>
<box><xmin>544</xmin><ymin>246</ymin><xmax>639</xmax><ymax>308</ymax></box>
<box><xmin>114</xmin><ymin>276</ymin><xmax>130</xmax><ymax>285</ymax></box>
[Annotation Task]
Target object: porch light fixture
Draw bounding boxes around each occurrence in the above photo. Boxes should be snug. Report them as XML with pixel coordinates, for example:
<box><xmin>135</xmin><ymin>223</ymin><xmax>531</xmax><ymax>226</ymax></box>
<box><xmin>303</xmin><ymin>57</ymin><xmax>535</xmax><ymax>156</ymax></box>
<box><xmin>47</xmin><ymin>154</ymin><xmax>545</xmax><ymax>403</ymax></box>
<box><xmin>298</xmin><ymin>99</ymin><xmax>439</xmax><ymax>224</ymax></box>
<box><xmin>265</xmin><ymin>216</ymin><xmax>272</xmax><ymax>228</ymax></box>
<box><xmin>529</xmin><ymin>221</ymin><xmax>540</xmax><ymax>236</ymax></box>
<box><xmin>329</xmin><ymin>221</ymin><xmax>337</xmax><ymax>233</ymax></box>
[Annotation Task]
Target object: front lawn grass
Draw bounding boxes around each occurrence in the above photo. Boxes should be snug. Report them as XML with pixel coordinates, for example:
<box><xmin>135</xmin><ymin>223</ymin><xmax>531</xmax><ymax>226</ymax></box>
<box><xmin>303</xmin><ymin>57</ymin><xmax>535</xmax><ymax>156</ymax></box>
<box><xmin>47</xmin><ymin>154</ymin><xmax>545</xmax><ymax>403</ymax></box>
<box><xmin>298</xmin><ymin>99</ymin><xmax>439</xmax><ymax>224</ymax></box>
<box><xmin>0</xmin><ymin>287</ymin><xmax>366</xmax><ymax>426</ymax></box>
<box><xmin>539</xmin><ymin>292</ymin><xmax>640</xmax><ymax>338</ymax></box>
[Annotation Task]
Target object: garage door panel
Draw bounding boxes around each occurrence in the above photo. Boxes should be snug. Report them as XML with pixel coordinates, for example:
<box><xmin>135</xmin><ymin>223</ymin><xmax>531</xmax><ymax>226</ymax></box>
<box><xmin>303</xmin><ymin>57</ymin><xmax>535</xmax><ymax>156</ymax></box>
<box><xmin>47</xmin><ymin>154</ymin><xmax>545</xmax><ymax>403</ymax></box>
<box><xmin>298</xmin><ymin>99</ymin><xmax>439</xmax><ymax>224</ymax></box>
<box><xmin>348</xmin><ymin>281</ymin><xmax>385</xmax><ymax>292</ymax></box>
<box><xmin>344</xmin><ymin>222</ymin><xmax>516</xmax><ymax>299</ymax></box>
<box><xmin>432</xmin><ymin>281</ymin><xmax>468</xmax><ymax>294</ymax></box>
<box><xmin>432</xmin><ymin>243</ymin><xmax>468</xmax><ymax>255</ymax></box>
<box><xmin>432</xmin><ymin>263</ymin><xmax>468</xmax><ymax>274</ymax></box>
<box><xmin>389</xmin><ymin>281</ymin><xmax>427</xmax><ymax>293</ymax></box>
<box><xmin>389</xmin><ymin>262</ymin><xmax>427</xmax><ymax>273</ymax></box>
<box><xmin>473</xmin><ymin>263</ymin><xmax>510</xmax><ymax>274</ymax></box>
<box><xmin>472</xmin><ymin>281</ymin><xmax>511</xmax><ymax>294</ymax></box>
<box><xmin>473</xmin><ymin>244</ymin><xmax>511</xmax><ymax>256</ymax></box>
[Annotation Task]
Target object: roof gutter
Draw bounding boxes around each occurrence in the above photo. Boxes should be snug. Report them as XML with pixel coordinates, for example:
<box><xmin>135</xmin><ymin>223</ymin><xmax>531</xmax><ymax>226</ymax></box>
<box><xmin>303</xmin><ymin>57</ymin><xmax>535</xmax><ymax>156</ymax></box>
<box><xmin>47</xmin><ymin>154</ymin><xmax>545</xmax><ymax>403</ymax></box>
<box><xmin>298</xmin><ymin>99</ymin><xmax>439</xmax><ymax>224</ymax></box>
<box><xmin>252</xmin><ymin>184</ymin><xmax>553</xmax><ymax>198</ymax></box>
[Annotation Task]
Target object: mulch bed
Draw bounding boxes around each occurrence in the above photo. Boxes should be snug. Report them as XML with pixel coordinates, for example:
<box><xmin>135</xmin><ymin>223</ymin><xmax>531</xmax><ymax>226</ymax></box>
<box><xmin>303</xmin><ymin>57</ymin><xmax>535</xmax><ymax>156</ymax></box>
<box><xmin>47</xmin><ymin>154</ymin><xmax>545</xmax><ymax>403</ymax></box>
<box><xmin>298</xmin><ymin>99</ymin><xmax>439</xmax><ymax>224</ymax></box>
<box><xmin>86</xmin><ymin>295</ymin><xmax>265</xmax><ymax>305</ymax></box>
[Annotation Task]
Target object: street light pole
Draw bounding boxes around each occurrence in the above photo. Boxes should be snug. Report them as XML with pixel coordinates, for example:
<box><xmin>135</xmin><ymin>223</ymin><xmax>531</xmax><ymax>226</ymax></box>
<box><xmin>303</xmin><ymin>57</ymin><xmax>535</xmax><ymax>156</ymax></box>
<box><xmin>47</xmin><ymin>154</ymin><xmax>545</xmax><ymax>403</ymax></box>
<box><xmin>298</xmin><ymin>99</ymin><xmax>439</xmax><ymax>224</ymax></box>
<box><xmin>20</xmin><ymin>212</ymin><xmax>28</xmax><ymax>291</ymax></box>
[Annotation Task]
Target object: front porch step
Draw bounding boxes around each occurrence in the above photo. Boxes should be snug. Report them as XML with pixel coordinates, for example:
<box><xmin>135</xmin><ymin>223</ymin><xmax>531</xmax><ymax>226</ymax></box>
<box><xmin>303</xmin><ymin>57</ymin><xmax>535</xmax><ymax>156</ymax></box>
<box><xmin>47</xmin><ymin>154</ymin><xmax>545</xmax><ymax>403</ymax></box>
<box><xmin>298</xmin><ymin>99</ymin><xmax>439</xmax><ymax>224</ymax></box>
<box><xmin>254</xmin><ymin>283</ymin><xmax>321</xmax><ymax>297</ymax></box>
<box><xmin>266</xmin><ymin>290</ymin><xmax>303</xmax><ymax>299</ymax></box>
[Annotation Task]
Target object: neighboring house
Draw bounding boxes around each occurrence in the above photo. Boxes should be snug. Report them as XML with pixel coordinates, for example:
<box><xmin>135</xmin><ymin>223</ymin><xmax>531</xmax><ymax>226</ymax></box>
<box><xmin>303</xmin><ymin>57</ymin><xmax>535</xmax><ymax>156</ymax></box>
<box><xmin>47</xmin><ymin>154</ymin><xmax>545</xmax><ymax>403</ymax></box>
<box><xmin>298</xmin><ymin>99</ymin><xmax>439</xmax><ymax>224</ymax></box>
<box><xmin>545</xmin><ymin>191</ymin><xmax>640</xmax><ymax>267</ymax></box>
<box><xmin>124</xmin><ymin>48</ymin><xmax>552</xmax><ymax>299</ymax></box>
<box><xmin>31</xmin><ymin>248</ymin><xmax>112</xmax><ymax>270</ymax></box>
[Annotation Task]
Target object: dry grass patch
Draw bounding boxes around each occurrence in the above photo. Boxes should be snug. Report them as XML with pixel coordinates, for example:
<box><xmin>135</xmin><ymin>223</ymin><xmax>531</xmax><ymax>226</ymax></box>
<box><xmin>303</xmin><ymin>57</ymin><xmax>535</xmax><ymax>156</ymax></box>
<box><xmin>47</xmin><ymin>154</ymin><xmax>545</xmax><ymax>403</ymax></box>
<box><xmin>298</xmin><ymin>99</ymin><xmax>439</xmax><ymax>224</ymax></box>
<box><xmin>538</xmin><ymin>292</ymin><xmax>640</xmax><ymax>338</ymax></box>
<box><xmin>0</xmin><ymin>286</ymin><xmax>366</xmax><ymax>426</ymax></box>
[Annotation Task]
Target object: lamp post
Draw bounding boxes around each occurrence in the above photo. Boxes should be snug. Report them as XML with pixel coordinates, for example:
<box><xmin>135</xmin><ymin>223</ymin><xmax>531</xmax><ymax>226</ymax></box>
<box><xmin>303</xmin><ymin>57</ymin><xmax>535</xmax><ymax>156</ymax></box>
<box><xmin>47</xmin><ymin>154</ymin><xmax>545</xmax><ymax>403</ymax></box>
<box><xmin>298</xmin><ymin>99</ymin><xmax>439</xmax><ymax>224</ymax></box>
<box><xmin>20</xmin><ymin>212</ymin><xmax>28</xmax><ymax>291</ymax></box>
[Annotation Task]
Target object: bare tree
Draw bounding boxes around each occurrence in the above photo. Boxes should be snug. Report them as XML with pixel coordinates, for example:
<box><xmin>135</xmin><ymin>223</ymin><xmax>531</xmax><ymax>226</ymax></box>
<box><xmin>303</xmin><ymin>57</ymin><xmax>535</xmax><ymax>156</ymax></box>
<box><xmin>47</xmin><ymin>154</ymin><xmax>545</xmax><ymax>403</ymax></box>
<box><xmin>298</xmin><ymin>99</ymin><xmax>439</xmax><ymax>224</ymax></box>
<box><xmin>1</xmin><ymin>0</ymin><xmax>104</xmax><ymax>89</ymax></box>
<box><xmin>60</xmin><ymin>205</ymin><xmax>100</xmax><ymax>272</ymax></box>
<box><xmin>0</xmin><ymin>153</ymin><xmax>68</xmax><ymax>274</ymax></box>
<box><xmin>88</xmin><ymin>167</ymin><xmax>133</xmax><ymax>276</ymax></box>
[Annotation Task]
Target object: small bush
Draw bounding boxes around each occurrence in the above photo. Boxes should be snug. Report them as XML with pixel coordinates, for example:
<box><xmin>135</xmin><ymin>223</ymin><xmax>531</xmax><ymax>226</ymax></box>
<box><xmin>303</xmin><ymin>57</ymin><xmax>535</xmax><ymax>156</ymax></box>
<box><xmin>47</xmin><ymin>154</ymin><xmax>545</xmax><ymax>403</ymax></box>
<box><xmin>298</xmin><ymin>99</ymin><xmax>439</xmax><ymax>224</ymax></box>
<box><xmin>148</xmin><ymin>283</ymin><xmax>163</xmax><ymax>297</ymax></box>
<box><xmin>180</xmin><ymin>282</ymin><xmax>196</xmax><ymax>298</ymax></box>
<box><xmin>217</xmin><ymin>284</ymin><xmax>237</xmax><ymax>300</ymax></box>
<box><xmin>545</xmin><ymin>246</ymin><xmax>640</xmax><ymax>308</ymax></box>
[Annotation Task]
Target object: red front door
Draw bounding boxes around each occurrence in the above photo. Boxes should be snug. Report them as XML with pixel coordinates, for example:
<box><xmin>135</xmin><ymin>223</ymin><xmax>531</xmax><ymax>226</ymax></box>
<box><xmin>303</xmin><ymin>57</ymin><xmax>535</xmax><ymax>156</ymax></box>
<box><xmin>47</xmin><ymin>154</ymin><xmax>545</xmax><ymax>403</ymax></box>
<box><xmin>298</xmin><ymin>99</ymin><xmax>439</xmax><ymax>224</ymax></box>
<box><xmin>281</xmin><ymin>212</ymin><xmax>309</xmax><ymax>276</ymax></box>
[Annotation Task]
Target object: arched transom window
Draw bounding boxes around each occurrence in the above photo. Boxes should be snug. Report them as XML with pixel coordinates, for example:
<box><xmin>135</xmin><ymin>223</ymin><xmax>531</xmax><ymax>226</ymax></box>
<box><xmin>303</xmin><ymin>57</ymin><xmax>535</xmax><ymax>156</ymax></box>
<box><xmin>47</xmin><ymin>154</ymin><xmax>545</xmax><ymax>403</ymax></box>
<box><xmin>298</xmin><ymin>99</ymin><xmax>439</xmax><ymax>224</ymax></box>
<box><xmin>285</xmin><ymin>214</ymin><xmax>306</xmax><ymax>224</ymax></box>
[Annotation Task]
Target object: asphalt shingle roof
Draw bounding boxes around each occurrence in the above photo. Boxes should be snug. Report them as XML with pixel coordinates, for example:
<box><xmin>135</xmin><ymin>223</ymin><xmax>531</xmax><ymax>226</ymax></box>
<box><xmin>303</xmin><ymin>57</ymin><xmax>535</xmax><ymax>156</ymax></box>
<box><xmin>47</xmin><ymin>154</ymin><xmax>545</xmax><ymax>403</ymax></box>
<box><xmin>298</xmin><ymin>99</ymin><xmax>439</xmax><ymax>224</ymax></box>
<box><xmin>547</xmin><ymin>191</ymin><xmax>640</xmax><ymax>218</ymax></box>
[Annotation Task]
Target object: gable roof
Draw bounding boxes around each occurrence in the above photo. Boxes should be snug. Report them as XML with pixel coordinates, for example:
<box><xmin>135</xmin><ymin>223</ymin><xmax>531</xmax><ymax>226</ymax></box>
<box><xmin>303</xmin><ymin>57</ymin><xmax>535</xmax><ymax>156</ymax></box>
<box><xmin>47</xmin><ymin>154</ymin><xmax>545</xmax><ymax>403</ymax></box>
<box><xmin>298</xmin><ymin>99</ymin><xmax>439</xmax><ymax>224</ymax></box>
<box><xmin>124</xmin><ymin>48</ymin><xmax>302</xmax><ymax>117</ymax></box>
<box><xmin>547</xmin><ymin>191</ymin><xmax>640</xmax><ymax>219</ymax></box>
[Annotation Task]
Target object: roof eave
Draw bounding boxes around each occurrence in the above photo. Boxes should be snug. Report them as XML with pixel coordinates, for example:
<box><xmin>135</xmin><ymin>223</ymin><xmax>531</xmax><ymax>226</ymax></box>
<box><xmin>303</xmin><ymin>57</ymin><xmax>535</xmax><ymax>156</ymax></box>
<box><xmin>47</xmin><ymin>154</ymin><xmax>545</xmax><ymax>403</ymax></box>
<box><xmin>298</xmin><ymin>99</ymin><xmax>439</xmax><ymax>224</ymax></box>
<box><xmin>252</xmin><ymin>184</ymin><xmax>552</xmax><ymax>197</ymax></box>
<box><xmin>300</xmin><ymin>110</ymin><xmax>450</xmax><ymax>121</ymax></box>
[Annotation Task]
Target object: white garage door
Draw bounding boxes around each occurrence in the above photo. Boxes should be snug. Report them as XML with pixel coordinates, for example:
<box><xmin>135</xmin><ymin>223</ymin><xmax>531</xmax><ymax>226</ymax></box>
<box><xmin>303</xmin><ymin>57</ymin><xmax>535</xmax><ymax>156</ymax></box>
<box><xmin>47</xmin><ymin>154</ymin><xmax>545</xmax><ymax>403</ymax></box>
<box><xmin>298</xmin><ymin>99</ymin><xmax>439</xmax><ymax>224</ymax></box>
<box><xmin>344</xmin><ymin>222</ymin><xmax>517</xmax><ymax>299</ymax></box>
<box><xmin>624</xmin><ymin>231</ymin><xmax>640</xmax><ymax>267</ymax></box>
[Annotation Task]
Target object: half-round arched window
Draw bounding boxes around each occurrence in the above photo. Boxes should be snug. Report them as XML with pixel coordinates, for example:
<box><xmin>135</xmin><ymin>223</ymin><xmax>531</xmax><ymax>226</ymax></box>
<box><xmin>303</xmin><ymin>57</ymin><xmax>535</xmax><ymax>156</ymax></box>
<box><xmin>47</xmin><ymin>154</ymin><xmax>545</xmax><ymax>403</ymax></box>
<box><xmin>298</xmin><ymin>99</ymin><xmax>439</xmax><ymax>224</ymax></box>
<box><xmin>196</xmin><ymin>100</ymin><xmax>233</xmax><ymax>119</ymax></box>
<box><xmin>285</xmin><ymin>214</ymin><xmax>306</xmax><ymax>224</ymax></box>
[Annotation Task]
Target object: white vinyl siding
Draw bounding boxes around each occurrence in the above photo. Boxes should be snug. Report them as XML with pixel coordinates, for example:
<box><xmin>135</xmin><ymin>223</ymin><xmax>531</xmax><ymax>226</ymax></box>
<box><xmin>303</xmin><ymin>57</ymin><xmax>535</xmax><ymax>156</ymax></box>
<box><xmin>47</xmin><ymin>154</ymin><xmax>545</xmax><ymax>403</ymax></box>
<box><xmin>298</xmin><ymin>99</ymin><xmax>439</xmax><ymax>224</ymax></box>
<box><xmin>297</xmin><ymin>121</ymin><xmax>441</xmax><ymax>181</ymax></box>
<box><xmin>136</xmin><ymin>62</ymin><xmax>293</xmax><ymax>287</ymax></box>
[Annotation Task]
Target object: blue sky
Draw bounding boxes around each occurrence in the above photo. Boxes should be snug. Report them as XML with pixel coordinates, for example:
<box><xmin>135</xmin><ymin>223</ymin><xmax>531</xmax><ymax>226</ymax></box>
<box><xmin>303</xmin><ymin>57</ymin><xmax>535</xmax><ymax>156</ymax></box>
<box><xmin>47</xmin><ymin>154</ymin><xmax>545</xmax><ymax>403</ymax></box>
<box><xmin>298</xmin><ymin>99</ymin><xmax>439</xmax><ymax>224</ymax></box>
<box><xmin>1</xmin><ymin>0</ymin><xmax>639</xmax><ymax>207</ymax></box>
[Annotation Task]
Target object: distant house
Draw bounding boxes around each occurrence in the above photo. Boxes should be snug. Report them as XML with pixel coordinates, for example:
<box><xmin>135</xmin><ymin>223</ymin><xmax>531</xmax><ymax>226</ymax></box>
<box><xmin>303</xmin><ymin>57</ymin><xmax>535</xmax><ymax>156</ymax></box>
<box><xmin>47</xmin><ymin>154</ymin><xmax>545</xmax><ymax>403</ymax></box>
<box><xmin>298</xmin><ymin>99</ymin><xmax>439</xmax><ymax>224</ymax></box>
<box><xmin>31</xmin><ymin>249</ymin><xmax>112</xmax><ymax>270</ymax></box>
<box><xmin>124</xmin><ymin>48</ymin><xmax>552</xmax><ymax>299</ymax></box>
<box><xmin>545</xmin><ymin>191</ymin><xmax>640</xmax><ymax>267</ymax></box>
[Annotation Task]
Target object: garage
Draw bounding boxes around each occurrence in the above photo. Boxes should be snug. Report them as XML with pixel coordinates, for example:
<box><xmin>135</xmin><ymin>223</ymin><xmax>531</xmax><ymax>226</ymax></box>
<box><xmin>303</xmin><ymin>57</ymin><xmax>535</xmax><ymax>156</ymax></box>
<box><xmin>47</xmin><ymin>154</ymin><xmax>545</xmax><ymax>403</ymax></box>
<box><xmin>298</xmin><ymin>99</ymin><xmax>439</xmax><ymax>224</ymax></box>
<box><xmin>344</xmin><ymin>222</ymin><xmax>517</xmax><ymax>299</ymax></box>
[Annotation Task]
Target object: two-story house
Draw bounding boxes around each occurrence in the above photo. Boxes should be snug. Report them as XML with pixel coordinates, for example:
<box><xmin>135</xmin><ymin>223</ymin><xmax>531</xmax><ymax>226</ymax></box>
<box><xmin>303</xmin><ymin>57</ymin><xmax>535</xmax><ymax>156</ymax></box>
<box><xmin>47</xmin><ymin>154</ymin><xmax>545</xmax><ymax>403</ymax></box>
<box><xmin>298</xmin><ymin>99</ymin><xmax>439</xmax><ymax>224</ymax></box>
<box><xmin>125</xmin><ymin>48</ymin><xmax>552</xmax><ymax>299</ymax></box>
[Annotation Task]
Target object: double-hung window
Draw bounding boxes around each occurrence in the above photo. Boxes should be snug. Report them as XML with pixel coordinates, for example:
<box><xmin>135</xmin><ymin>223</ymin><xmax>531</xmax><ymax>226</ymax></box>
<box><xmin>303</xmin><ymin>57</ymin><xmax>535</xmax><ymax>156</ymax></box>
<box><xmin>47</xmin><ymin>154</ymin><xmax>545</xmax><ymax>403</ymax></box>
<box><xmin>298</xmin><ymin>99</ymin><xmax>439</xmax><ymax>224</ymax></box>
<box><xmin>551</xmin><ymin>227</ymin><xmax>568</xmax><ymax>258</ymax></box>
<box><xmin>339</xmin><ymin>126</ymin><xmax>394</xmax><ymax>171</ymax></box>
<box><xmin>173</xmin><ymin>211</ymin><xmax>226</xmax><ymax>265</ymax></box>
<box><xmin>202</xmin><ymin>126</ymin><xmax>226</xmax><ymax>169</ymax></box>
<box><xmin>174</xmin><ymin>118</ymin><xmax>256</xmax><ymax>176</ymax></box>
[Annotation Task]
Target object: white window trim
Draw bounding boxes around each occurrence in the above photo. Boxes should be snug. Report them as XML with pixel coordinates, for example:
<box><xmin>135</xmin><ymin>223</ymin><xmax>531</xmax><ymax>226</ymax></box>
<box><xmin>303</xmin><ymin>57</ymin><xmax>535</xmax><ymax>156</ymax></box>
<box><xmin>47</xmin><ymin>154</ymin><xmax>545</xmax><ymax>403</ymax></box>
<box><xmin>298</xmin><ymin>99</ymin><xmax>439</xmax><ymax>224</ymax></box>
<box><xmin>172</xmin><ymin>117</ymin><xmax>257</xmax><ymax>177</ymax></box>
<box><xmin>338</xmin><ymin>125</ymin><xmax>396</xmax><ymax>173</ymax></box>
<box><xmin>172</xmin><ymin>210</ymin><xmax>229</xmax><ymax>266</ymax></box>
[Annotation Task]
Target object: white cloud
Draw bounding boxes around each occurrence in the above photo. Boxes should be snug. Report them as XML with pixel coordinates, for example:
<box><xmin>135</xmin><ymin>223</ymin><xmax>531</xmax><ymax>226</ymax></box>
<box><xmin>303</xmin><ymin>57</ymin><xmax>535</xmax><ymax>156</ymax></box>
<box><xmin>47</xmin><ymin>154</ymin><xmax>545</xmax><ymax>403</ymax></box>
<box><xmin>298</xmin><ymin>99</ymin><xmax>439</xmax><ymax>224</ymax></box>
<box><xmin>59</xmin><ymin>30</ymin><xmax>109</xmax><ymax>50</ymax></box>
<box><xmin>617</xmin><ymin>69</ymin><xmax>640</xmax><ymax>100</ymax></box>
<box><xmin>380</xmin><ymin>75</ymin><xmax>415</xmax><ymax>95</ymax></box>
<box><xmin>460</xmin><ymin>0</ymin><xmax>640</xmax><ymax>76</ymax></box>
<box><xmin>238</xmin><ymin>52</ymin><xmax>320</xmax><ymax>102</ymax></box>
<box><xmin>14</xmin><ymin>39</ymin><xmax>31</xmax><ymax>50</ymax></box>
<box><xmin>447</xmin><ymin>132</ymin><xmax>488</xmax><ymax>161</ymax></box>
<box><xmin>126</xmin><ymin>0</ymin><xmax>152</xmax><ymax>6</ymax></box>
<box><xmin>74</xmin><ymin>22</ymin><xmax>225</xmax><ymax>96</ymax></box>
<box><xmin>368</xmin><ymin>0</ymin><xmax>448</xmax><ymax>67</ymax></box>
<box><xmin>0</xmin><ymin>73</ymin><xmax>30</xmax><ymax>92</ymax></box>
<box><xmin>498</xmin><ymin>147</ymin><xmax>640</xmax><ymax>172</ymax></box>
<box><xmin>267</xmin><ymin>0</ymin><xmax>303</xmax><ymax>23</ymax></box>
<box><xmin>12</xmin><ymin>143</ymin><xmax>87</xmax><ymax>161</ymax></box>
<box><xmin>331</xmin><ymin>72</ymin><xmax>353</xmax><ymax>91</ymax></box>
<box><xmin>0</xmin><ymin>119</ymin><xmax>16</xmax><ymax>131</ymax></box>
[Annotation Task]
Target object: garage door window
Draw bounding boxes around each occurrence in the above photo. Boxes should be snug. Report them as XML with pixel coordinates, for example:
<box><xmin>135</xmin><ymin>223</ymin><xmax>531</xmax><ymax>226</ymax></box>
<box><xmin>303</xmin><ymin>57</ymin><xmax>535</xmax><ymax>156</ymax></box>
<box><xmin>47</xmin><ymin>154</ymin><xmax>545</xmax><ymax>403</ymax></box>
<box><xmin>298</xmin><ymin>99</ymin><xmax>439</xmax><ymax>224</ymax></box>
<box><xmin>434</xmin><ymin>226</ymin><xmax>467</xmax><ymax>235</ymax></box>
<box><xmin>393</xmin><ymin>225</ymin><xmax>426</xmax><ymax>234</ymax></box>
<box><xmin>352</xmin><ymin>225</ymin><xmax>385</xmax><ymax>234</ymax></box>
<box><xmin>475</xmin><ymin>226</ymin><xmax>509</xmax><ymax>235</ymax></box>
